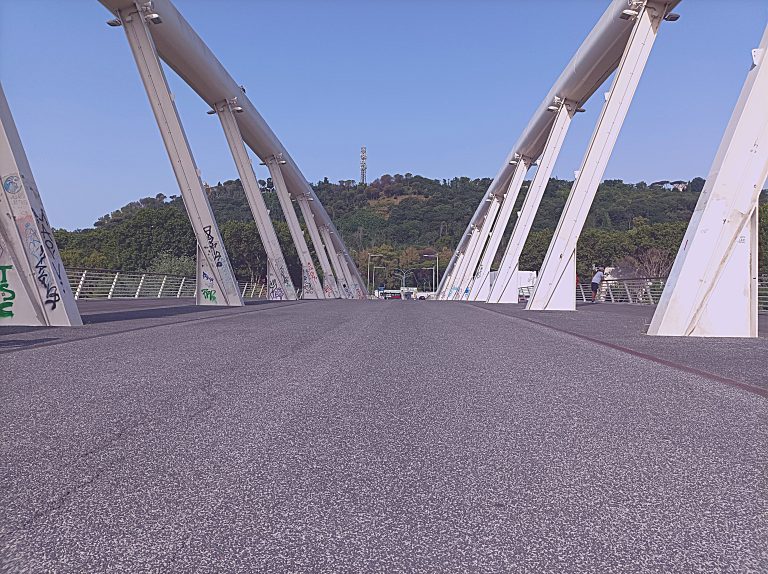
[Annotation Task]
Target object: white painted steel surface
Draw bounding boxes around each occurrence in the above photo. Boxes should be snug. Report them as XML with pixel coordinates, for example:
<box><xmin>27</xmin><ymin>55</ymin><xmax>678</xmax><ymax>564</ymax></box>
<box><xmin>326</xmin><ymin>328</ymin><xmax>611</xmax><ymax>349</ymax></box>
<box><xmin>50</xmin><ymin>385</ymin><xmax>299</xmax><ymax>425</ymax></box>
<box><xmin>440</xmin><ymin>0</ymin><xmax>680</xmax><ymax>294</ymax></box>
<box><xmin>453</xmin><ymin>198</ymin><xmax>503</xmax><ymax>300</ymax></box>
<box><xmin>267</xmin><ymin>159</ymin><xmax>324</xmax><ymax>299</ymax></box>
<box><xmin>295</xmin><ymin>195</ymin><xmax>342</xmax><ymax>299</ymax></box>
<box><xmin>0</xmin><ymin>84</ymin><xmax>82</xmax><ymax>326</ymax></box>
<box><xmin>319</xmin><ymin>225</ymin><xmax>354</xmax><ymax>299</ymax></box>
<box><xmin>119</xmin><ymin>4</ymin><xmax>243</xmax><ymax>307</ymax></box>
<box><xmin>99</xmin><ymin>0</ymin><xmax>366</xmax><ymax>296</ymax></box>
<box><xmin>649</xmin><ymin>23</ymin><xmax>768</xmax><ymax>337</ymax></box>
<box><xmin>468</xmin><ymin>159</ymin><xmax>530</xmax><ymax>301</ymax></box>
<box><xmin>215</xmin><ymin>100</ymin><xmax>297</xmax><ymax>301</ymax></box>
<box><xmin>444</xmin><ymin>225</ymin><xmax>482</xmax><ymax>300</ymax></box>
<box><xmin>488</xmin><ymin>102</ymin><xmax>575</xmax><ymax>304</ymax></box>
<box><xmin>528</xmin><ymin>6</ymin><xmax>662</xmax><ymax>311</ymax></box>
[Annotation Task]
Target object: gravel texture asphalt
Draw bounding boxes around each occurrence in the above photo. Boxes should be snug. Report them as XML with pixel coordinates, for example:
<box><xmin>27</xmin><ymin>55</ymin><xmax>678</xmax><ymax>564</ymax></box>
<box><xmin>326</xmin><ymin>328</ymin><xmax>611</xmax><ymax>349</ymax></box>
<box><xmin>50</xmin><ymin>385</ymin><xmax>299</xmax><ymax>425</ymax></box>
<box><xmin>1</xmin><ymin>300</ymin><xmax>766</xmax><ymax>573</ymax></box>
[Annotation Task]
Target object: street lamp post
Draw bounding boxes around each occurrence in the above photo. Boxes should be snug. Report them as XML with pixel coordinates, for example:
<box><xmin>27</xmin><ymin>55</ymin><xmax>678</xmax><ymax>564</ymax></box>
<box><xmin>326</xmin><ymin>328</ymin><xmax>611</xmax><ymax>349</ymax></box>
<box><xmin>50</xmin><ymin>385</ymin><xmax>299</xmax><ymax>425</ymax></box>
<box><xmin>367</xmin><ymin>253</ymin><xmax>383</xmax><ymax>296</ymax></box>
<box><xmin>423</xmin><ymin>253</ymin><xmax>439</xmax><ymax>296</ymax></box>
<box><xmin>372</xmin><ymin>265</ymin><xmax>386</xmax><ymax>297</ymax></box>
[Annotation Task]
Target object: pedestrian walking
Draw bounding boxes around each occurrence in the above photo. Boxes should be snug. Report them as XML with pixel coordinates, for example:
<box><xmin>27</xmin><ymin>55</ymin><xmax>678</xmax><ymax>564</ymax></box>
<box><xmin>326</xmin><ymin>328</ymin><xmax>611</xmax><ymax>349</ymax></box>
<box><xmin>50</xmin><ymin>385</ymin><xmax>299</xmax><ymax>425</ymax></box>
<box><xmin>591</xmin><ymin>267</ymin><xmax>604</xmax><ymax>303</ymax></box>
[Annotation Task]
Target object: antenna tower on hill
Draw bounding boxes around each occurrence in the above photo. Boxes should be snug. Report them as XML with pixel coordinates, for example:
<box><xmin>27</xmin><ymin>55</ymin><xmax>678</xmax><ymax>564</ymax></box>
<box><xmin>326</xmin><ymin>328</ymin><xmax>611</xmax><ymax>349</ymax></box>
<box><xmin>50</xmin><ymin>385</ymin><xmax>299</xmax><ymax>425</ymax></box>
<box><xmin>360</xmin><ymin>146</ymin><xmax>367</xmax><ymax>185</ymax></box>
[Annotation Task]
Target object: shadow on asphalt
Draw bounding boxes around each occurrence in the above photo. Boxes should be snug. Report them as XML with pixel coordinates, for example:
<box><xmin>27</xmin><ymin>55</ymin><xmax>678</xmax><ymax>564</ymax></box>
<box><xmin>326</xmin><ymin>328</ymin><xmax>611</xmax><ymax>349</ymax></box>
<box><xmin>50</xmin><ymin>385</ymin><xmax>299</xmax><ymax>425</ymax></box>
<box><xmin>80</xmin><ymin>299</ymin><xmax>280</xmax><ymax>325</ymax></box>
<box><xmin>0</xmin><ymin>338</ymin><xmax>59</xmax><ymax>349</ymax></box>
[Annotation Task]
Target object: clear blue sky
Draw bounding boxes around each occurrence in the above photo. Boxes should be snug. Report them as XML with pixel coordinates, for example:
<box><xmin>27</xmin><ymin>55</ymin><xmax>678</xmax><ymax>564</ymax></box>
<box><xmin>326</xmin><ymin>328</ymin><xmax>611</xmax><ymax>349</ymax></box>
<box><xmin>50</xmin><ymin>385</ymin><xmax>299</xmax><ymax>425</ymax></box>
<box><xmin>1</xmin><ymin>0</ymin><xmax>766</xmax><ymax>229</ymax></box>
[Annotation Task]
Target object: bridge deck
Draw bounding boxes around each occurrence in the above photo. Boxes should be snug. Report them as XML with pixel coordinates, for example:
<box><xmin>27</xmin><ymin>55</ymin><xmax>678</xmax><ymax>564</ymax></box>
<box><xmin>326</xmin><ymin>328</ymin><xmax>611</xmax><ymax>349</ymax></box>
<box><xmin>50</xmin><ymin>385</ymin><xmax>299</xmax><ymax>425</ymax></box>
<box><xmin>2</xmin><ymin>301</ymin><xmax>766</xmax><ymax>572</ymax></box>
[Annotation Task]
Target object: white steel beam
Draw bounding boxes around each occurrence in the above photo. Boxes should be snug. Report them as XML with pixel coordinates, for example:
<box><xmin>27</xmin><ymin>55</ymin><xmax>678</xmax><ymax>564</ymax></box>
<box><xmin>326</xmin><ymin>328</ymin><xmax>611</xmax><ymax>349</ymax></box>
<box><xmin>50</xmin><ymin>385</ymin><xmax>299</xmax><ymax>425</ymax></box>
<box><xmin>215</xmin><ymin>99</ymin><xmax>297</xmax><ymax>301</ymax></box>
<box><xmin>649</xmin><ymin>24</ymin><xmax>768</xmax><ymax>337</ymax></box>
<box><xmin>442</xmin><ymin>0</ymin><xmax>680</xmax><ymax>302</ymax></box>
<box><xmin>0</xmin><ymin>84</ymin><xmax>82</xmax><ymax>326</ymax></box>
<box><xmin>119</xmin><ymin>4</ymin><xmax>242</xmax><ymax>307</ymax></box>
<box><xmin>453</xmin><ymin>197</ymin><xmax>504</xmax><ymax>300</ymax></box>
<box><xmin>437</xmin><ymin>251</ymin><xmax>465</xmax><ymax>300</ymax></box>
<box><xmin>528</xmin><ymin>5</ymin><xmax>663</xmax><ymax>311</ymax></box>
<box><xmin>296</xmin><ymin>195</ymin><xmax>342</xmax><ymax>299</ymax></box>
<box><xmin>266</xmin><ymin>157</ymin><xmax>324</xmax><ymax>299</ymax></box>
<box><xmin>445</xmin><ymin>224</ymin><xmax>484</xmax><ymax>300</ymax></box>
<box><xmin>319</xmin><ymin>225</ymin><xmax>353</xmax><ymax>299</ymax></box>
<box><xmin>339</xmin><ymin>255</ymin><xmax>365</xmax><ymax>300</ymax></box>
<box><xmin>468</xmin><ymin>158</ymin><xmax>530</xmax><ymax>301</ymax></box>
<box><xmin>99</xmin><ymin>0</ymin><xmax>360</xmax><ymax>298</ymax></box>
<box><xmin>488</xmin><ymin>101</ymin><xmax>575</xmax><ymax>304</ymax></box>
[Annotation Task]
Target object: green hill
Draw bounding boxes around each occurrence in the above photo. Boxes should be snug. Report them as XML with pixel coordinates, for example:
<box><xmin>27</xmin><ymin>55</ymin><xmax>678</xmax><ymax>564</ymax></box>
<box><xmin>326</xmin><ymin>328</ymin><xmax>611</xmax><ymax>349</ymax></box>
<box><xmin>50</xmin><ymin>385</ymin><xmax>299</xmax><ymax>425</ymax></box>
<box><xmin>53</xmin><ymin>175</ymin><xmax>768</xmax><ymax>289</ymax></box>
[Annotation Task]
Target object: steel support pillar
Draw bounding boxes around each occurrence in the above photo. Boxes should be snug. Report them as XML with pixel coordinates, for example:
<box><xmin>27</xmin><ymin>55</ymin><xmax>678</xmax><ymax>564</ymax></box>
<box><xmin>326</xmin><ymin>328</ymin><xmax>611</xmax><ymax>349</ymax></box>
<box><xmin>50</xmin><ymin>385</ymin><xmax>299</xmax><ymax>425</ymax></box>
<box><xmin>437</xmin><ymin>251</ymin><xmax>464</xmax><ymax>300</ymax></box>
<box><xmin>468</xmin><ymin>158</ymin><xmax>530</xmax><ymax>301</ymax></box>
<box><xmin>528</xmin><ymin>5</ymin><xmax>661</xmax><ymax>311</ymax></box>
<box><xmin>489</xmin><ymin>101</ymin><xmax>575</xmax><ymax>304</ymax></box>
<box><xmin>120</xmin><ymin>3</ymin><xmax>242</xmax><ymax>307</ymax></box>
<box><xmin>649</xmin><ymin>25</ymin><xmax>768</xmax><ymax>337</ymax></box>
<box><xmin>266</xmin><ymin>157</ymin><xmax>324</xmax><ymax>299</ymax></box>
<box><xmin>452</xmin><ymin>199</ymin><xmax>502</xmax><ymax>300</ymax></box>
<box><xmin>296</xmin><ymin>195</ymin><xmax>341</xmax><ymax>298</ymax></box>
<box><xmin>444</xmin><ymin>228</ymin><xmax>481</xmax><ymax>300</ymax></box>
<box><xmin>215</xmin><ymin>99</ymin><xmax>297</xmax><ymax>300</ymax></box>
<box><xmin>339</xmin><ymin>255</ymin><xmax>364</xmax><ymax>299</ymax></box>
<box><xmin>319</xmin><ymin>225</ymin><xmax>353</xmax><ymax>298</ymax></box>
<box><xmin>0</xmin><ymin>84</ymin><xmax>82</xmax><ymax>326</ymax></box>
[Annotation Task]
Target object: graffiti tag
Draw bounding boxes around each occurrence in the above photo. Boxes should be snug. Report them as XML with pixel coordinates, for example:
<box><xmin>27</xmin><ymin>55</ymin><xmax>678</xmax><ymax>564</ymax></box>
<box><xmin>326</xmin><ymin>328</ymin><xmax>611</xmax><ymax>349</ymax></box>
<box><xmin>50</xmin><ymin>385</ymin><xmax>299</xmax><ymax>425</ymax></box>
<box><xmin>34</xmin><ymin>245</ymin><xmax>61</xmax><ymax>310</ymax></box>
<box><xmin>202</xmin><ymin>270</ymin><xmax>214</xmax><ymax>285</ymax></box>
<box><xmin>30</xmin><ymin>207</ymin><xmax>64</xmax><ymax>282</ymax></box>
<box><xmin>0</xmin><ymin>265</ymin><xmax>15</xmax><ymax>318</ymax></box>
<box><xmin>268</xmin><ymin>278</ymin><xmax>285</xmax><ymax>300</ymax></box>
<box><xmin>202</xmin><ymin>225</ymin><xmax>223</xmax><ymax>267</ymax></box>
<box><xmin>302</xmin><ymin>266</ymin><xmax>315</xmax><ymax>294</ymax></box>
<box><xmin>201</xmin><ymin>288</ymin><xmax>217</xmax><ymax>302</ymax></box>
<box><xmin>2</xmin><ymin>174</ymin><xmax>21</xmax><ymax>194</ymax></box>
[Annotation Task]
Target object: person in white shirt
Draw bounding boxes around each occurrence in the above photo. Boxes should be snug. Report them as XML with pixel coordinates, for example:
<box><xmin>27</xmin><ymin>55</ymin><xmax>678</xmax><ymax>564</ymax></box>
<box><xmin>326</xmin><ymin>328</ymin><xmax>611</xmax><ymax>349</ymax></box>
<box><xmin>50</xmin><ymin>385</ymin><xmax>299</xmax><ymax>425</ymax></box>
<box><xmin>591</xmin><ymin>268</ymin><xmax>604</xmax><ymax>303</ymax></box>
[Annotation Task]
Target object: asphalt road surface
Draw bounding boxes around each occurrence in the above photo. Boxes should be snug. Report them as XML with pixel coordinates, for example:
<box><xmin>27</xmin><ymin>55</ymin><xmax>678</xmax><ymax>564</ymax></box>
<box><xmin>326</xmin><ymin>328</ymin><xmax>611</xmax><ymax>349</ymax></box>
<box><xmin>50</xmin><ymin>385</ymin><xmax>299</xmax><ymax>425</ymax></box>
<box><xmin>1</xmin><ymin>300</ymin><xmax>766</xmax><ymax>573</ymax></box>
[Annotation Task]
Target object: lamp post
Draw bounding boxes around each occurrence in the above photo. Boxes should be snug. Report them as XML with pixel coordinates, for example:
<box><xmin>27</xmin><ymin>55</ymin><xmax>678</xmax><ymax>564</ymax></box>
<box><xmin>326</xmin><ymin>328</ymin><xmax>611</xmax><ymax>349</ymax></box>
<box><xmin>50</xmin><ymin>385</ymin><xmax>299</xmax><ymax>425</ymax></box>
<box><xmin>372</xmin><ymin>265</ymin><xmax>386</xmax><ymax>297</ymax></box>
<box><xmin>419</xmin><ymin>267</ymin><xmax>437</xmax><ymax>291</ymax></box>
<box><xmin>367</xmin><ymin>253</ymin><xmax>383</xmax><ymax>296</ymax></box>
<box><xmin>423</xmin><ymin>253</ymin><xmax>439</xmax><ymax>295</ymax></box>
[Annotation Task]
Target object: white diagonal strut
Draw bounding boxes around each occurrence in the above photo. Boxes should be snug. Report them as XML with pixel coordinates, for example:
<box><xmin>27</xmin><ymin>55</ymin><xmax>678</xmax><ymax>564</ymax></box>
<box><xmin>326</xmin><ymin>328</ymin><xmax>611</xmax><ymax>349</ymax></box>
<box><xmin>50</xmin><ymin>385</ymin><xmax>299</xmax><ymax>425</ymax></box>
<box><xmin>266</xmin><ymin>157</ymin><xmax>325</xmax><ymax>299</ymax></box>
<box><xmin>215</xmin><ymin>99</ymin><xmax>297</xmax><ymax>300</ymax></box>
<box><xmin>468</xmin><ymin>158</ymin><xmax>531</xmax><ymax>301</ymax></box>
<box><xmin>488</xmin><ymin>101</ymin><xmax>575</xmax><ymax>304</ymax></box>
<box><xmin>120</xmin><ymin>3</ymin><xmax>242</xmax><ymax>307</ymax></box>
<box><xmin>0</xmin><ymin>83</ymin><xmax>82</xmax><ymax>326</ymax></box>
<box><xmin>649</xmin><ymin>23</ymin><xmax>768</xmax><ymax>337</ymax></box>
<box><xmin>528</xmin><ymin>5</ymin><xmax>662</xmax><ymax>311</ymax></box>
<box><xmin>452</xmin><ymin>197</ymin><xmax>504</xmax><ymax>300</ymax></box>
<box><xmin>442</xmin><ymin>225</ymin><xmax>482</xmax><ymax>300</ymax></box>
<box><xmin>295</xmin><ymin>195</ymin><xmax>342</xmax><ymax>299</ymax></box>
<box><xmin>319</xmin><ymin>225</ymin><xmax>353</xmax><ymax>299</ymax></box>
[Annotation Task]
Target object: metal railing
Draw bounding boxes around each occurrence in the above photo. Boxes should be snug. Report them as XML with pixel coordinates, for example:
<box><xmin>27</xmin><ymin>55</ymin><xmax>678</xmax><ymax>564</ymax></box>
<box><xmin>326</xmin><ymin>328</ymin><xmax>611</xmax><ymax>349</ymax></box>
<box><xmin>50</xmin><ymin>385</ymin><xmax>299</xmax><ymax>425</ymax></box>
<box><xmin>518</xmin><ymin>276</ymin><xmax>768</xmax><ymax>313</ymax></box>
<box><xmin>66</xmin><ymin>268</ymin><xmax>268</xmax><ymax>300</ymax></box>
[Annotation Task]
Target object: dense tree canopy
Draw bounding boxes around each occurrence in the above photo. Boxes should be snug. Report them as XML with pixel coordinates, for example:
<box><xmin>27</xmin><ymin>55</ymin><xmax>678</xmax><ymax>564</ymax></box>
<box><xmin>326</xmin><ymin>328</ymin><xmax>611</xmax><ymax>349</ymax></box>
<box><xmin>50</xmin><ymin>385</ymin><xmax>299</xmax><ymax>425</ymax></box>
<box><xmin>54</xmin><ymin>176</ymin><xmax>768</xmax><ymax>289</ymax></box>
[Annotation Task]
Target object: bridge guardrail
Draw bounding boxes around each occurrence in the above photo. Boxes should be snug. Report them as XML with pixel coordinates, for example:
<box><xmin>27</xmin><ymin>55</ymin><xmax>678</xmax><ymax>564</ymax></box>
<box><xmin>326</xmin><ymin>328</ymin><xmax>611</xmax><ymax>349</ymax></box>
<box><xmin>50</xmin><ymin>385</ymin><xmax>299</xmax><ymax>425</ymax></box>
<box><xmin>518</xmin><ymin>276</ymin><xmax>768</xmax><ymax>313</ymax></box>
<box><xmin>66</xmin><ymin>268</ymin><xmax>267</xmax><ymax>300</ymax></box>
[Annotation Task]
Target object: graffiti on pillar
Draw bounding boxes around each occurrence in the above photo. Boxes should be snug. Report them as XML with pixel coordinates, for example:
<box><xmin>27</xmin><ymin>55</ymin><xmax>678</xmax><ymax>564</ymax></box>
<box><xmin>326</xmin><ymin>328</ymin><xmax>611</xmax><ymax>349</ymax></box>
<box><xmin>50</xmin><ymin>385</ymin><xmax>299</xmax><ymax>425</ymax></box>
<box><xmin>0</xmin><ymin>265</ymin><xmax>16</xmax><ymax>318</ymax></box>
<box><xmin>323</xmin><ymin>281</ymin><xmax>334</xmax><ymax>298</ymax></box>
<box><xmin>302</xmin><ymin>265</ymin><xmax>316</xmax><ymax>295</ymax></box>
<box><xmin>20</xmin><ymin>218</ymin><xmax>60</xmax><ymax>311</ymax></box>
<box><xmin>278</xmin><ymin>265</ymin><xmax>293</xmax><ymax>289</ymax></box>
<box><xmin>355</xmin><ymin>286</ymin><xmax>364</xmax><ymax>299</ymax></box>
<box><xmin>2</xmin><ymin>174</ymin><xmax>22</xmax><ymax>195</ymax></box>
<box><xmin>268</xmin><ymin>278</ymin><xmax>284</xmax><ymax>300</ymax></box>
<box><xmin>201</xmin><ymin>288</ymin><xmax>217</xmax><ymax>302</ymax></box>
<box><xmin>342</xmin><ymin>283</ymin><xmax>352</xmax><ymax>298</ymax></box>
<box><xmin>202</xmin><ymin>225</ymin><xmax>223</xmax><ymax>267</ymax></box>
